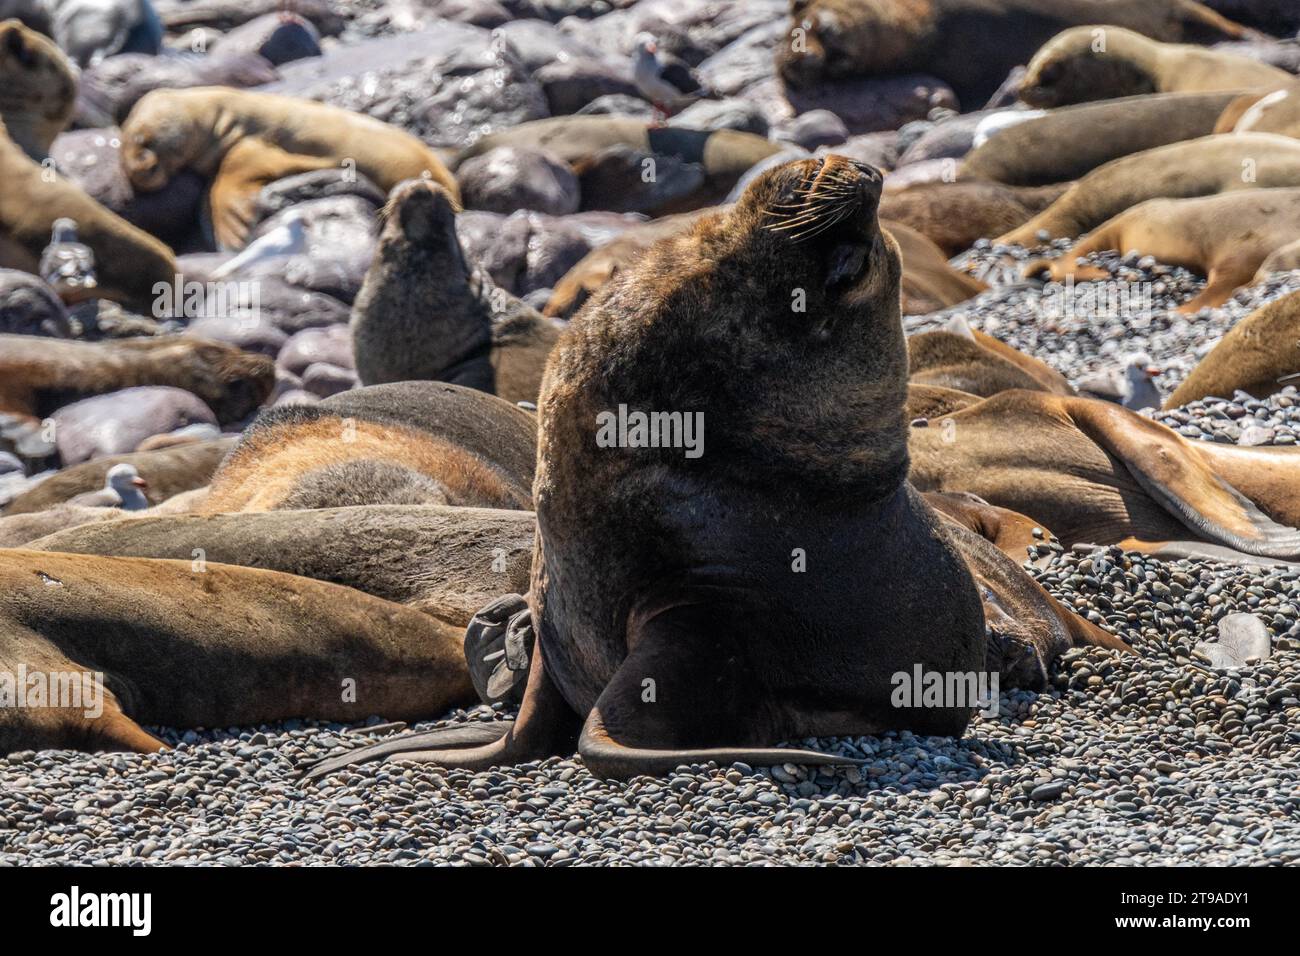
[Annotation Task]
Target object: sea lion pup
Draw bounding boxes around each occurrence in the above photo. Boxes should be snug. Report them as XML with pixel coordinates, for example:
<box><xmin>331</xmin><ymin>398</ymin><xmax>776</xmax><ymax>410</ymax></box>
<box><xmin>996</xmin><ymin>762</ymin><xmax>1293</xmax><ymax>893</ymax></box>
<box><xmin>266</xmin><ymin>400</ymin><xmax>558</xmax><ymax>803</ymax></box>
<box><xmin>0</xmin><ymin>18</ymin><xmax>77</xmax><ymax>159</ymax></box>
<box><xmin>197</xmin><ymin>381</ymin><xmax>536</xmax><ymax>514</ymax></box>
<box><xmin>1165</xmin><ymin>289</ymin><xmax>1300</xmax><ymax>407</ymax></box>
<box><xmin>1</xmin><ymin>437</ymin><xmax>233</xmax><ymax>516</ymax></box>
<box><xmin>350</xmin><ymin>179</ymin><xmax>560</xmax><ymax>404</ymax></box>
<box><xmin>880</xmin><ymin>180</ymin><xmax>1068</xmax><ymax>257</ymax></box>
<box><xmin>0</xmin><ymin>335</ymin><xmax>272</xmax><ymax>424</ymax></box>
<box><xmin>908</xmin><ymin>386</ymin><xmax>1300</xmax><ymax>558</ymax></box>
<box><xmin>307</xmin><ymin>157</ymin><xmax>1126</xmax><ymax>782</ymax></box>
<box><xmin>1018</xmin><ymin>26</ymin><xmax>1290</xmax><ymax>109</ymax></box>
<box><xmin>30</xmin><ymin>505</ymin><xmax>535</xmax><ymax>627</ymax></box>
<box><xmin>960</xmin><ymin>91</ymin><xmax>1244</xmax><ymax>187</ymax></box>
<box><xmin>0</xmin><ymin>119</ymin><xmax>175</xmax><ymax>308</ymax></box>
<box><xmin>908</xmin><ymin>322</ymin><xmax>1076</xmax><ymax>397</ymax></box>
<box><xmin>887</xmin><ymin>220</ymin><xmax>988</xmax><ymax>313</ymax></box>
<box><xmin>0</xmin><ymin>549</ymin><xmax>477</xmax><ymax>753</ymax></box>
<box><xmin>119</xmin><ymin>87</ymin><xmax>461</xmax><ymax>249</ymax></box>
<box><xmin>456</xmin><ymin>117</ymin><xmax>784</xmax><ymax>216</ymax></box>
<box><xmin>1024</xmin><ymin>187</ymin><xmax>1300</xmax><ymax>313</ymax></box>
<box><xmin>775</xmin><ymin>0</ymin><xmax>1254</xmax><ymax>106</ymax></box>
<box><xmin>997</xmin><ymin>133</ymin><xmax>1300</xmax><ymax>247</ymax></box>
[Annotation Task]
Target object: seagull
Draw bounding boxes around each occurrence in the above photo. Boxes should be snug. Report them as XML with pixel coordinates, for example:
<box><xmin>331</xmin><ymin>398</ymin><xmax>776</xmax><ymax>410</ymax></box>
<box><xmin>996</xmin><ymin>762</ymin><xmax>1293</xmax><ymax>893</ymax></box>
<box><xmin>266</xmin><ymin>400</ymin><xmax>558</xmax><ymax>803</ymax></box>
<box><xmin>67</xmin><ymin>463</ymin><xmax>150</xmax><ymax>510</ymax></box>
<box><xmin>1077</xmin><ymin>353</ymin><xmax>1163</xmax><ymax>410</ymax></box>
<box><xmin>632</xmin><ymin>33</ymin><xmax>706</xmax><ymax>123</ymax></box>
<box><xmin>210</xmin><ymin>208</ymin><xmax>310</xmax><ymax>279</ymax></box>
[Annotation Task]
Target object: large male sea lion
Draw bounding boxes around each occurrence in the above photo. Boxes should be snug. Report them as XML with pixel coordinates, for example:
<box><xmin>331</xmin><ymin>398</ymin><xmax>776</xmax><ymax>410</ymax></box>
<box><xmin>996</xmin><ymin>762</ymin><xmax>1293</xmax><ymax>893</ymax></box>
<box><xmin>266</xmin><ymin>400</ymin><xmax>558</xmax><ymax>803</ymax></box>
<box><xmin>960</xmin><ymin>91</ymin><xmax>1244</xmax><ymax>187</ymax></box>
<box><xmin>908</xmin><ymin>386</ymin><xmax>1300</xmax><ymax>556</ymax></box>
<box><xmin>998</xmin><ymin>133</ymin><xmax>1300</xmax><ymax>246</ymax></box>
<box><xmin>0</xmin><ymin>335</ymin><xmax>272</xmax><ymax>424</ymax></box>
<box><xmin>197</xmin><ymin>381</ymin><xmax>536</xmax><ymax>514</ymax></box>
<box><xmin>308</xmin><ymin>156</ymin><xmax>1127</xmax><ymax>782</ymax></box>
<box><xmin>1025</xmin><ymin>187</ymin><xmax>1300</xmax><ymax>312</ymax></box>
<box><xmin>350</xmin><ymin>179</ymin><xmax>560</xmax><ymax>404</ymax></box>
<box><xmin>119</xmin><ymin>87</ymin><xmax>461</xmax><ymax>249</ymax></box>
<box><xmin>0</xmin><ymin>549</ymin><xmax>477</xmax><ymax>753</ymax></box>
<box><xmin>0</xmin><ymin>17</ymin><xmax>77</xmax><ymax>159</ymax></box>
<box><xmin>1018</xmin><ymin>26</ymin><xmax>1290</xmax><ymax>108</ymax></box>
<box><xmin>775</xmin><ymin>0</ymin><xmax>1254</xmax><ymax>107</ymax></box>
<box><xmin>1165</xmin><ymin>289</ymin><xmax>1300</xmax><ymax>406</ymax></box>
<box><xmin>0</xmin><ymin>117</ymin><xmax>176</xmax><ymax>308</ymax></box>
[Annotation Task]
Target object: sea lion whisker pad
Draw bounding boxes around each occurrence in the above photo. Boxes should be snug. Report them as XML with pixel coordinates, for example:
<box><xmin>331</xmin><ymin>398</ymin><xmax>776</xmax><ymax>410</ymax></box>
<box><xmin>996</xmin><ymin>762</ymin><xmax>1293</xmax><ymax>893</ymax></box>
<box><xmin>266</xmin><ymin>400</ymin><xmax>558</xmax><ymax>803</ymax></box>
<box><xmin>307</xmin><ymin>155</ymin><xmax>1125</xmax><ymax>783</ymax></box>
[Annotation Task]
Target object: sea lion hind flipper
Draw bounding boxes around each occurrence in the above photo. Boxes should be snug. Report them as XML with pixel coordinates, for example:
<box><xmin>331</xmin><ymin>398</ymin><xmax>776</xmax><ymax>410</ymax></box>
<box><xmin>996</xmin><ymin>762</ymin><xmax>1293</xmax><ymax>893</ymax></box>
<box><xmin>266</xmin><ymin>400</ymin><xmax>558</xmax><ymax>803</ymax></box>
<box><xmin>1071</xmin><ymin>399</ymin><xmax>1300</xmax><ymax>558</ymax></box>
<box><xmin>299</xmin><ymin>722</ymin><xmax>513</xmax><ymax>782</ymax></box>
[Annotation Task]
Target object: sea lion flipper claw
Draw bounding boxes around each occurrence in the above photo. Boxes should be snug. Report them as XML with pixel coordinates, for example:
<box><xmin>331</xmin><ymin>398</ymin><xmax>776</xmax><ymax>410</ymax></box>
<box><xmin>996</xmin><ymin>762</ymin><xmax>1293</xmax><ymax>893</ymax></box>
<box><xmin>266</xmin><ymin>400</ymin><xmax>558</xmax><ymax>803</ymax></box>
<box><xmin>465</xmin><ymin>593</ymin><xmax>533</xmax><ymax>707</ymax></box>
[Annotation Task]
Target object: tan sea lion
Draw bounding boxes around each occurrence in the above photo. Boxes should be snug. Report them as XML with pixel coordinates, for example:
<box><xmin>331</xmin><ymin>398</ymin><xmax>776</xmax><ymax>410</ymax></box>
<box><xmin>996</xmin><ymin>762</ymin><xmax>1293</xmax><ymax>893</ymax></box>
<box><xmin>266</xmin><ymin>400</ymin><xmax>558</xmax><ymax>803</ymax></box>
<box><xmin>923</xmin><ymin>491</ymin><xmax>1054</xmax><ymax>562</ymax></box>
<box><xmin>1165</xmin><ymin>289</ymin><xmax>1300</xmax><ymax>406</ymax></box>
<box><xmin>909</xmin><ymin>324</ymin><xmax>1076</xmax><ymax>397</ymax></box>
<box><xmin>0</xmin><ymin>437</ymin><xmax>234</xmax><ymax>516</ymax></box>
<box><xmin>350</xmin><ymin>179</ymin><xmax>560</xmax><ymax>404</ymax></box>
<box><xmin>198</xmin><ymin>381</ymin><xmax>536</xmax><ymax>514</ymax></box>
<box><xmin>119</xmin><ymin>87</ymin><xmax>461</xmax><ymax>249</ymax></box>
<box><xmin>0</xmin><ymin>335</ymin><xmax>273</xmax><ymax>425</ymax></box>
<box><xmin>908</xmin><ymin>386</ymin><xmax>1300</xmax><ymax>557</ymax></box>
<box><xmin>0</xmin><ymin>117</ymin><xmax>176</xmax><ymax>309</ymax></box>
<box><xmin>30</xmin><ymin>504</ymin><xmax>535</xmax><ymax>627</ymax></box>
<box><xmin>0</xmin><ymin>549</ymin><xmax>477</xmax><ymax>754</ymax></box>
<box><xmin>887</xmin><ymin>220</ymin><xmax>988</xmax><ymax>313</ymax></box>
<box><xmin>307</xmin><ymin>156</ymin><xmax>1126</xmax><ymax>782</ymax></box>
<box><xmin>0</xmin><ymin>18</ymin><xmax>77</xmax><ymax>159</ymax></box>
<box><xmin>456</xmin><ymin>117</ymin><xmax>784</xmax><ymax>217</ymax></box>
<box><xmin>1216</xmin><ymin>83</ymin><xmax>1300</xmax><ymax>137</ymax></box>
<box><xmin>1024</xmin><ymin>186</ymin><xmax>1300</xmax><ymax>312</ymax></box>
<box><xmin>1018</xmin><ymin>26</ymin><xmax>1290</xmax><ymax>108</ymax></box>
<box><xmin>998</xmin><ymin>133</ymin><xmax>1300</xmax><ymax>246</ymax></box>
<box><xmin>881</xmin><ymin>180</ymin><xmax>1069</xmax><ymax>256</ymax></box>
<box><xmin>775</xmin><ymin>0</ymin><xmax>1254</xmax><ymax>107</ymax></box>
<box><xmin>961</xmin><ymin>91</ymin><xmax>1245</xmax><ymax>187</ymax></box>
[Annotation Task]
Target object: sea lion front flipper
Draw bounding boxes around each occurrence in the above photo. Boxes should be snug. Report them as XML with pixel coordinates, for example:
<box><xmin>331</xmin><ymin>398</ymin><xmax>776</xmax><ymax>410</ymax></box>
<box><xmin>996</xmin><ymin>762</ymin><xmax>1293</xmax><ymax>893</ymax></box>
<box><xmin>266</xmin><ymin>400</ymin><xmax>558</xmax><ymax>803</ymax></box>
<box><xmin>1069</xmin><ymin>399</ymin><xmax>1300</xmax><ymax>558</ymax></box>
<box><xmin>208</xmin><ymin>139</ymin><xmax>335</xmax><ymax>250</ymax></box>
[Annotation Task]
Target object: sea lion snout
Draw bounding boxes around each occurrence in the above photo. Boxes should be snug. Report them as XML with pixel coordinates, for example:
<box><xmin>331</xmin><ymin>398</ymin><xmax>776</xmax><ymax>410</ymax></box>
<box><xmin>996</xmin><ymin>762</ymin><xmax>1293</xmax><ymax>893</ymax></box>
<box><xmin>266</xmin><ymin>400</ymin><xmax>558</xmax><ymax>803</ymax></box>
<box><xmin>386</xmin><ymin>178</ymin><xmax>458</xmax><ymax>244</ymax></box>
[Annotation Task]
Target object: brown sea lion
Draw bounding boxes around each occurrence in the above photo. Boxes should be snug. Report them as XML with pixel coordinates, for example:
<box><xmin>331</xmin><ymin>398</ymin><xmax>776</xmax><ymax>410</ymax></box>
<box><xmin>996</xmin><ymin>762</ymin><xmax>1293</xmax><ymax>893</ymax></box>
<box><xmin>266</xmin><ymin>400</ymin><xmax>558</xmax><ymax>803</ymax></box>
<box><xmin>1165</xmin><ymin>289</ymin><xmax>1300</xmax><ymax>406</ymax></box>
<box><xmin>29</xmin><ymin>504</ymin><xmax>535</xmax><ymax>627</ymax></box>
<box><xmin>961</xmin><ymin>91</ymin><xmax>1244</xmax><ymax>187</ymax></box>
<box><xmin>880</xmin><ymin>180</ymin><xmax>1069</xmax><ymax>256</ymax></box>
<box><xmin>0</xmin><ymin>549</ymin><xmax>477</xmax><ymax>754</ymax></box>
<box><xmin>197</xmin><ymin>381</ymin><xmax>536</xmax><ymax>514</ymax></box>
<box><xmin>775</xmin><ymin>0</ymin><xmax>1254</xmax><ymax>107</ymax></box>
<box><xmin>908</xmin><ymin>386</ymin><xmax>1300</xmax><ymax>557</ymax></box>
<box><xmin>0</xmin><ymin>335</ymin><xmax>272</xmax><ymax>425</ymax></box>
<box><xmin>350</xmin><ymin>179</ymin><xmax>560</xmax><ymax>404</ymax></box>
<box><xmin>998</xmin><ymin>133</ymin><xmax>1300</xmax><ymax>246</ymax></box>
<box><xmin>0</xmin><ymin>437</ymin><xmax>234</xmax><ymax>516</ymax></box>
<box><xmin>1025</xmin><ymin>187</ymin><xmax>1300</xmax><ymax>312</ymax></box>
<box><xmin>0</xmin><ymin>18</ymin><xmax>77</xmax><ymax>159</ymax></box>
<box><xmin>909</xmin><ymin>323</ymin><xmax>1076</xmax><ymax>397</ymax></box>
<box><xmin>1215</xmin><ymin>83</ymin><xmax>1300</xmax><ymax>137</ymax></box>
<box><xmin>456</xmin><ymin>117</ymin><xmax>784</xmax><ymax>216</ymax></box>
<box><xmin>1019</xmin><ymin>26</ymin><xmax>1290</xmax><ymax>109</ymax></box>
<box><xmin>923</xmin><ymin>491</ymin><xmax>1054</xmax><ymax>562</ymax></box>
<box><xmin>0</xmin><ymin>117</ymin><xmax>176</xmax><ymax>309</ymax></box>
<box><xmin>307</xmin><ymin>156</ymin><xmax>1126</xmax><ymax>782</ymax></box>
<box><xmin>119</xmin><ymin>87</ymin><xmax>461</xmax><ymax>249</ymax></box>
<box><xmin>887</xmin><ymin>220</ymin><xmax>988</xmax><ymax>313</ymax></box>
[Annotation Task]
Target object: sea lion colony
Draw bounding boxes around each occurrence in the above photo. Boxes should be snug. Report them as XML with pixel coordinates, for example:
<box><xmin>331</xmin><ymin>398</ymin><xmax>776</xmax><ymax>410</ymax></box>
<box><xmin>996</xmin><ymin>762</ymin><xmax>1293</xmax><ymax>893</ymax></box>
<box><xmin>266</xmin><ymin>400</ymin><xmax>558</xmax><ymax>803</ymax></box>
<box><xmin>0</xmin><ymin>0</ymin><xmax>1298</xmax><ymax>867</ymax></box>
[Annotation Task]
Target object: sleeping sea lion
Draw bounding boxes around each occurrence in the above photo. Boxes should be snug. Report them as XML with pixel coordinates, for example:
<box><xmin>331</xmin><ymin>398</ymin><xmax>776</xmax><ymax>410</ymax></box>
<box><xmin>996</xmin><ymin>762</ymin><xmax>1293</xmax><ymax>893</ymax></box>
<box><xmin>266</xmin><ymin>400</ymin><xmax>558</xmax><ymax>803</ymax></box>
<box><xmin>909</xmin><ymin>323</ymin><xmax>1076</xmax><ymax>397</ymax></box>
<box><xmin>0</xmin><ymin>17</ymin><xmax>77</xmax><ymax>159</ymax></box>
<box><xmin>119</xmin><ymin>86</ymin><xmax>461</xmax><ymax>249</ymax></box>
<box><xmin>307</xmin><ymin>156</ymin><xmax>1126</xmax><ymax>782</ymax></box>
<box><xmin>197</xmin><ymin>381</ymin><xmax>536</xmax><ymax>513</ymax></box>
<box><xmin>880</xmin><ymin>180</ymin><xmax>1069</xmax><ymax>257</ymax></box>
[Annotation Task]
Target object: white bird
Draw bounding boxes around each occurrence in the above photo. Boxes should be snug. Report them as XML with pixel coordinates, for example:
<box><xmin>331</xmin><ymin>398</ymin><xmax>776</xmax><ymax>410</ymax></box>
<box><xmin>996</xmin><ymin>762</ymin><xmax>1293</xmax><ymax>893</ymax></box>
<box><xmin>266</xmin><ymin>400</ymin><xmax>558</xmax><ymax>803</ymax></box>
<box><xmin>67</xmin><ymin>462</ymin><xmax>150</xmax><ymax>510</ymax></box>
<box><xmin>210</xmin><ymin>208</ymin><xmax>309</xmax><ymax>278</ymax></box>
<box><xmin>1078</xmin><ymin>352</ymin><xmax>1163</xmax><ymax>410</ymax></box>
<box><xmin>632</xmin><ymin>33</ymin><xmax>705</xmax><ymax>123</ymax></box>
